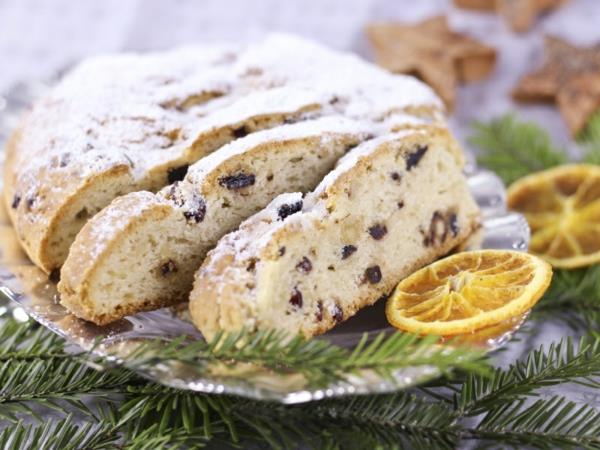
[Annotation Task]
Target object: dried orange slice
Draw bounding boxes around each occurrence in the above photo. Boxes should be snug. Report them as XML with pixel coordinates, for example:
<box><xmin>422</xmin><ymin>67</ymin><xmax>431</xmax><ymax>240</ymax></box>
<box><xmin>386</xmin><ymin>250</ymin><xmax>552</xmax><ymax>336</ymax></box>
<box><xmin>507</xmin><ymin>164</ymin><xmax>600</xmax><ymax>268</ymax></box>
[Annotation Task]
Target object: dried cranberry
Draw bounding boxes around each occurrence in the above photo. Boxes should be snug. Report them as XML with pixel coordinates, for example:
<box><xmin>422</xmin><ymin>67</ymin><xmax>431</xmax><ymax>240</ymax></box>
<box><xmin>183</xmin><ymin>194</ymin><xmax>207</xmax><ymax>223</ymax></box>
<box><xmin>397</xmin><ymin>201</ymin><xmax>405</xmax><ymax>209</ymax></box>
<box><xmin>341</xmin><ymin>245</ymin><xmax>357</xmax><ymax>259</ymax></box>
<box><xmin>449</xmin><ymin>213</ymin><xmax>459</xmax><ymax>237</ymax></box>
<box><xmin>25</xmin><ymin>196</ymin><xmax>35</xmax><ymax>211</ymax></box>
<box><xmin>167</xmin><ymin>164</ymin><xmax>189</xmax><ymax>183</ymax></box>
<box><xmin>232</xmin><ymin>125</ymin><xmax>249</xmax><ymax>138</ymax></box>
<box><xmin>365</xmin><ymin>265</ymin><xmax>382</xmax><ymax>284</ymax></box>
<box><xmin>48</xmin><ymin>269</ymin><xmax>60</xmax><ymax>283</ymax></box>
<box><xmin>423</xmin><ymin>211</ymin><xmax>447</xmax><ymax>247</ymax></box>
<box><xmin>59</xmin><ymin>153</ymin><xmax>71</xmax><ymax>168</ymax></box>
<box><xmin>219</xmin><ymin>172</ymin><xmax>255</xmax><ymax>190</ymax></box>
<box><xmin>160</xmin><ymin>260</ymin><xmax>177</xmax><ymax>276</ymax></box>
<box><xmin>277</xmin><ymin>200</ymin><xmax>303</xmax><ymax>221</ymax></box>
<box><xmin>296</xmin><ymin>256</ymin><xmax>312</xmax><ymax>273</ymax></box>
<box><xmin>246</xmin><ymin>258</ymin><xmax>258</xmax><ymax>272</ymax></box>
<box><xmin>11</xmin><ymin>195</ymin><xmax>21</xmax><ymax>209</ymax></box>
<box><xmin>405</xmin><ymin>145</ymin><xmax>428</xmax><ymax>171</ymax></box>
<box><xmin>332</xmin><ymin>304</ymin><xmax>344</xmax><ymax>323</ymax></box>
<box><xmin>368</xmin><ymin>224</ymin><xmax>387</xmax><ymax>240</ymax></box>
<box><xmin>316</xmin><ymin>301</ymin><xmax>324</xmax><ymax>321</ymax></box>
<box><xmin>289</xmin><ymin>287</ymin><xmax>303</xmax><ymax>308</ymax></box>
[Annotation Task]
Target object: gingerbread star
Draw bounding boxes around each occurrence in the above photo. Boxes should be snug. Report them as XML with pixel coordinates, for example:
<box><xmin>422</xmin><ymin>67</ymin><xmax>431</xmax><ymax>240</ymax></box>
<box><xmin>513</xmin><ymin>36</ymin><xmax>600</xmax><ymax>135</ymax></box>
<box><xmin>366</xmin><ymin>16</ymin><xmax>496</xmax><ymax>110</ymax></box>
<box><xmin>453</xmin><ymin>0</ymin><xmax>569</xmax><ymax>32</ymax></box>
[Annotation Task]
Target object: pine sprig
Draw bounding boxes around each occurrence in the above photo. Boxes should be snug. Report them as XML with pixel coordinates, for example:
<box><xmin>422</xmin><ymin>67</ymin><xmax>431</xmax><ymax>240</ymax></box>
<box><xmin>453</xmin><ymin>337</ymin><xmax>600</xmax><ymax>417</ymax></box>
<box><xmin>127</xmin><ymin>329</ymin><xmax>490</xmax><ymax>389</ymax></box>
<box><xmin>533</xmin><ymin>264</ymin><xmax>600</xmax><ymax>330</ymax></box>
<box><xmin>580</xmin><ymin>111</ymin><xmax>600</xmax><ymax>165</ymax></box>
<box><xmin>473</xmin><ymin>395</ymin><xmax>600</xmax><ymax>449</ymax></box>
<box><xmin>469</xmin><ymin>114</ymin><xmax>567</xmax><ymax>185</ymax></box>
<box><xmin>0</xmin><ymin>414</ymin><xmax>119</xmax><ymax>450</ymax></box>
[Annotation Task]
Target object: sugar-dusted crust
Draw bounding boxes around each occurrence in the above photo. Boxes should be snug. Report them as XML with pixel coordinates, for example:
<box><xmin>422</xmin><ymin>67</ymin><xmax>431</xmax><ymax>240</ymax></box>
<box><xmin>189</xmin><ymin>127</ymin><xmax>480</xmax><ymax>339</ymax></box>
<box><xmin>5</xmin><ymin>34</ymin><xmax>443</xmax><ymax>275</ymax></box>
<box><xmin>58</xmin><ymin>117</ymin><xmax>377</xmax><ymax>324</ymax></box>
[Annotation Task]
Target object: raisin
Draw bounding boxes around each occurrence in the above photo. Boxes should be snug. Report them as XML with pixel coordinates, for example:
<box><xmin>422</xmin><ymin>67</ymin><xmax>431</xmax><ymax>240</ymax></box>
<box><xmin>341</xmin><ymin>245</ymin><xmax>357</xmax><ymax>259</ymax></box>
<box><xmin>368</xmin><ymin>224</ymin><xmax>387</xmax><ymax>240</ymax></box>
<box><xmin>365</xmin><ymin>265</ymin><xmax>382</xmax><ymax>284</ymax></box>
<box><xmin>11</xmin><ymin>195</ymin><xmax>21</xmax><ymax>209</ymax></box>
<box><xmin>296</xmin><ymin>256</ymin><xmax>312</xmax><ymax>273</ymax></box>
<box><xmin>48</xmin><ymin>269</ymin><xmax>60</xmax><ymax>283</ymax></box>
<box><xmin>167</xmin><ymin>164</ymin><xmax>189</xmax><ymax>183</ymax></box>
<box><xmin>424</xmin><ymin>211</ymin><xmax>448</xmax><ymax>247</ymax></box>
<box><xmin>278</xmin><ymin>246</ymin><xmax>286</xmax><ymax>256</ymax></box>
<box><xmin>391</xmin><ymin>172</ymin><xmax>401</xmax><ymax>181</ymax></box>
<box><xmin>165</xmin><ymin>182</ymin><xmax>185</xmax><ymax>207</ymax></box>
<box><xmin>75</xmin><ymin>208</ymin><xmax>89</xmax><ymax>220</ymax></box>
<box><xmin>25</xmin><ymin>196</ymin><xmax>35</xmax><ymax>211</ymax></box>
<box><xmin>397</xmin><ymin>201</ymin><xmax>405</xmax><ymax>209</ymax></box>
<box><xmin>316</xmin><ymin>301</ymin><xmax>324</xmax><ymax>321</ymax></box>
<box><xmin>266</xmin><ymin>174</ymin><xmax>274</xmax><ymax>181</ymax></box>
<box><xmin>332</xmin><ymin>304</ymin><xmax>344</xmax><ymax>323</ymax></box>
<box><xmin>405</xmin><ymin>145</ymin><xmax>428</xmax><ymax>171</ymax></box>
<box><xmin>219</xmin><ymin>172</ymin><xmax>255</xmax><ymax>190</ymax></box>
<box><xmin>449</xmin><ymin>213</ymin><xmax>459</xmax><ymax>237</ymax></box>
<box><xmin>277</xmin><ymin>200</ymin><xmax>303</xmax><ymax>221</ymax></box>
<box><xmin>289</xmin><ymin>287</ymin><xmax>303</xmax><ymax>308</ymax></box>
<box><xmin>246</xmin><ymin>258</ymin><xmax>258</xmax><ymax>272</ymax></box>
<box><xmin>59</xmin><ymin>153</ymin><xmax>71</xmax><ymax>167</ymax></box>
<box><xmin>183</xmin><ymin>194</ymin><xmax>207</xmax><ymax>223</ymax></box>
<box><xmin>232</xmin><ymin>125</ymin><xmax>249</xmax><ymax>138</ymax></box>
<box><xmin>160</xmin><ymin>259</ymin><xmax>178</xmax><ymax>276</ymax></box>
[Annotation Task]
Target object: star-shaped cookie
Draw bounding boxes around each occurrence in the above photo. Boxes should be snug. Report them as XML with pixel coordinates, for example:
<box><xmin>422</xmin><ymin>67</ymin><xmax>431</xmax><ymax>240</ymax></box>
<box><xmin>513</xmin><ymin>36</ymin><xmax>600</xmax><ymax>135</ymax></box>
<box><xmin>454</xmin><ymin>0</ymin><xmax>569</xmax><ymax>32</ymax></box>
<box><xmin>366</xmin><ymin>16</ymin><xmax>496</xmax><ymax>110</ymax></box>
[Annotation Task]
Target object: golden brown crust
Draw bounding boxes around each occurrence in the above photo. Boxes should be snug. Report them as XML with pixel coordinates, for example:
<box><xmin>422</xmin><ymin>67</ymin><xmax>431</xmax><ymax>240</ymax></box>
<box><xmin>190</xmin><ymin>129</ymin><xmax>481</xmax><ymax>339</ymax></box>
<box><xmin>58</xmin><ymin>192</ymin><xmax>172</xmax><ymax>324</ymax></box>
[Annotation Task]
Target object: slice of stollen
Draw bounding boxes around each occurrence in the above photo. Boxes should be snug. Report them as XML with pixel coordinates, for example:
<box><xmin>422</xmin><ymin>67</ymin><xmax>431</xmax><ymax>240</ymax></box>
<box><xmin>58</xmin><ymin>117</ymin><xmax>375</xmax><ymax>324</ymax></box>
<box><xmin>189</xmin><ymin>126</ymin><xmax>480</xmax><ymax>339</ymax></box>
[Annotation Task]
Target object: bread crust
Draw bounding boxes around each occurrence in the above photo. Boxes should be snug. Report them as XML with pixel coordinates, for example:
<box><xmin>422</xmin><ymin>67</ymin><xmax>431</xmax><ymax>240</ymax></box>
<box><xmin>189</xmin><ymin>128</ymin><xmax>480</xmax><ymax>339</ymax></box>
<box><xmin>6</xmin><ymin>35</ymin><xmax>442</xmax><ymax>274</ymax></box>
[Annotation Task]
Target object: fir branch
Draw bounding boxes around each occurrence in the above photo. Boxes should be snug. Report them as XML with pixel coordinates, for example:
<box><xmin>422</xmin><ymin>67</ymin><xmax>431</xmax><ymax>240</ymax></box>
<box><xmin>533</xmin><ymin>265</ymin><xmax>600</xmax><ymax>330</ymax></box>
<box><xmin>0</xmin><ymin>414</ymin><xmax>119</xmax><ymax>450</ymax></box>
<box><xmin>469</xmin><ymin>114</ymin><xmax>567</xmax><ymax>185</ymax></box>
<box><xmin>470</xmin><ymin>395</ymin><xmax>600</xmax><ymax>449</ymax></box>
<box><xmin>126</xmin><ymin>329</ymin><xmax>490</xmax><ymax>389</ymax></box>
<box><xmin>580</xmin><ymin>111</ymin><xmax>600</xmax><ymax>164</ymax></box>
<box><xmin>454</xmin><ymin>337</ymin><xmax>600</xmax><ymax>417</ymax></box>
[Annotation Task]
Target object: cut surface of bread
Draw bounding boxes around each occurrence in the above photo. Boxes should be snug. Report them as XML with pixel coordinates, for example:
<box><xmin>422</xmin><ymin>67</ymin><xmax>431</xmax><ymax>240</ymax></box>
<box><xmin>5</xmin><ymin>34</ymin><xmax>441</xmax><ymax>274</ymax></box>
<box><xmin>58</xmin><ymin>117</ymin><xmax>375</xmax><ymax>324</ymax></box>
<box><xmin>189</xmin><ymin>127</ymin><xmax>480</xmax><ymax>339</ymax></box>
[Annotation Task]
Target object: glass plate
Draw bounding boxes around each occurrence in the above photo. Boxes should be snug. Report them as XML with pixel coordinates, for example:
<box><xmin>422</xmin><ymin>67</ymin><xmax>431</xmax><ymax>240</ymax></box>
<box><xmin>0</xmin><ymin>82</ymin><xmax>530</xmax><ymax>403</ymax></box>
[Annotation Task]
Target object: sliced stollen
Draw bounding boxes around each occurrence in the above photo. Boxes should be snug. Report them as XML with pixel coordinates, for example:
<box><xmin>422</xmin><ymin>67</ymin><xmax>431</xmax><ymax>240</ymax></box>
<box><xmin>189</xmin><ymin>127</ymin><xmax>480</xmax><ymax>339</ymax></box>
<box><xmin>58</xmin><ymin>117</ymin><xmax>376</xmax><ymax>325</ymax></box>
<box><xmin>5</xmin><ymin>33</ymin><xmax>442</xmax><ymax>275</ymax></box>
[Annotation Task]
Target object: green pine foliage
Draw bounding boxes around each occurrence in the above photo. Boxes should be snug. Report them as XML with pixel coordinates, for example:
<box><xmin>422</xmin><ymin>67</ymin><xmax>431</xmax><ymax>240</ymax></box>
<box><xmin>3</xmin><ymin>315</ymin><xmax>600</xmax><ymax>449</ymax></box>
<box><xmin>3</xmin><ymin>113</ymin><xmax>600</xmax><ymax>448</ymax></box>
<box><xmin>126</xmin><ymin>329</ymin><xmax>489</xmax><ymax>389</ymax></box>
<box><xmin>469</xmin><ymin>114</ymin><xmax>567</xmax><ymax>185</ymax></box>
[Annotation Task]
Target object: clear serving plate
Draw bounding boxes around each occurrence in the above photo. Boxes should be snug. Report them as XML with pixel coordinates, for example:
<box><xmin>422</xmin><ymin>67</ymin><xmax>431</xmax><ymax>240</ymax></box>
<box><xmin>0</xmin><ymin>81</ymin><xmax>530</xmax><ymax>403</ymax></box>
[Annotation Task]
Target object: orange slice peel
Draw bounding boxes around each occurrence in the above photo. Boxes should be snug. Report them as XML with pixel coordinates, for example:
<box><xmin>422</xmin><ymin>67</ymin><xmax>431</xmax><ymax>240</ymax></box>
<box><xmin>386</xmin><ymin>250</ymin><xmax>552</xmax><ymax>336</ymax></box>
<box><xmin>508</xmin><ymin>163</ymin><xmax>600</xmax><ymax>268</ymax></box>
